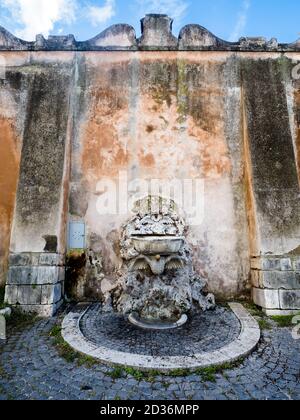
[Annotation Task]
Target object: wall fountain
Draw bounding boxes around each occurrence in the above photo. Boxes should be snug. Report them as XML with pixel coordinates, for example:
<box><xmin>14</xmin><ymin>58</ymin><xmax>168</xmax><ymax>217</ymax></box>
<box><xmin>113</xmin><ymin>197</ymin><xmax>215</xmax><ymax>329</ymax></box>
<box><xmin>61</xmin><ymin>197</ymin><xmax>260</xmax><ymax>370</ymax></box>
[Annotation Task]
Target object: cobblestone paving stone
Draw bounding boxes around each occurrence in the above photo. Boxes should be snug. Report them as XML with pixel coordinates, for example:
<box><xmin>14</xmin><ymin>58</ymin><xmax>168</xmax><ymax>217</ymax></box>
<box><xmin>80</xmin><ymin>304</ymin><xmax>241</xmax><ymax>356</ymax></box>
<box><xmin>0</xmin><ymin>311</ymin><xmax>300</xmax><ymax>400</ymax></box>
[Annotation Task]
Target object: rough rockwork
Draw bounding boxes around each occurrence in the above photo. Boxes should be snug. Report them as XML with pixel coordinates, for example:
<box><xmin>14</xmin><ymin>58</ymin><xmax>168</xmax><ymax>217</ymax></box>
<box><xmin>113</xmin><ymin>197</ymin><xmax>215</xmax><ymax>321</ymax></box>
<box><xmin>1</xmin><ymin>14</ymin><xmax>300</xmax><ymax>51</ymax></box>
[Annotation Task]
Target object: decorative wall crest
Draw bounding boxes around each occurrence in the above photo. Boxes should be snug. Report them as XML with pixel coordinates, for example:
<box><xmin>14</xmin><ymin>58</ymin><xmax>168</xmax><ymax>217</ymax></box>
<box><xmin>0</xmin><ymin>14</ymin><xmax>299</xmax><ymax>51</ymax></box>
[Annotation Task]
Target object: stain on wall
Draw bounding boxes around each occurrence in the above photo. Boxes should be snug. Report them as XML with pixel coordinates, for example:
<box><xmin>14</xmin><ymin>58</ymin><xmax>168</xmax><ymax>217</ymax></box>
<box><xmin>0</xmin><ymin>63</ymin><xmax>27</xmax><ymax>287</ymax></box>
<box><xmin>293</xmin><ymin>87</ymin><xmax>300</xmax><ymax>185</ymax></box>
<box><xmin>0</xmin><ymin>117</ymin><xmax>20</xmax><ymax>286</ymax></box>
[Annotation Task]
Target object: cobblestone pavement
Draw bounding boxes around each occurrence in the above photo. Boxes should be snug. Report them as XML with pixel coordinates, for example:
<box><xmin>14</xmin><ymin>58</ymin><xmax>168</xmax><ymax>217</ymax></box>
<box><xmin>80</xmin><ymin>304</ymin><xmax>240</xmax><ymax>356</ymax></box>
<box><xmin>0</xmin><ymin>312</ymin><xmax>300</xmax><ymax>400</ymax></box>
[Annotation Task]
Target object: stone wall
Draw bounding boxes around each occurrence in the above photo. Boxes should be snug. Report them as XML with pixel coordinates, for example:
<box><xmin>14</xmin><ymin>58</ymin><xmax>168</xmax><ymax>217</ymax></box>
<box><xmin>242</xmin><ymin>58</ymin><xmax>300</xmax><ymax>314</ymax></box>
<box><xmin>69</xmin><ymin>50</ymin><xmax>250</xmax><ymax>300</ymax></box>
<box><xmin>0</xmin><ymin>15</ymin><xmax>299</xmax><ymax>315</ymax></box>
<box><xmin>1</xmin><ymin>53</ymin><xmax>73</xmax><ymax>314</ymax></box>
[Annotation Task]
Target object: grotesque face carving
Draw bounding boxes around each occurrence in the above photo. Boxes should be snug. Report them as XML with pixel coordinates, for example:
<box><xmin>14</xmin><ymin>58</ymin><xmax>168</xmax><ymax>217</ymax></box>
<box><xmin>129</xmin><ymin>255</ymin><xmax>184</xmax><ymax>275</ymax></box>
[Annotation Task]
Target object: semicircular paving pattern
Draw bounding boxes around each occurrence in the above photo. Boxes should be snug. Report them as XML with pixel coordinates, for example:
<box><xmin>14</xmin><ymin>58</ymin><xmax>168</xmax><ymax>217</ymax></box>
<box><xmin>62</xmin><ymin>303</ymin><xmax>260</xmax><ymax>371</ymax></box>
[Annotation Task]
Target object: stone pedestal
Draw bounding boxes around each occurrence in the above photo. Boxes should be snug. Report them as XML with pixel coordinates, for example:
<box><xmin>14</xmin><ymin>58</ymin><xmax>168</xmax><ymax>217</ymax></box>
<box><xmin>251</xmin><ymin>256</ymin><xmax>300</xmax><ymax>315</ymax></box>
<box><xmin>5</xmin><ymin>253</ymin><xmax>65</xmax><ymax>316</ymax></box>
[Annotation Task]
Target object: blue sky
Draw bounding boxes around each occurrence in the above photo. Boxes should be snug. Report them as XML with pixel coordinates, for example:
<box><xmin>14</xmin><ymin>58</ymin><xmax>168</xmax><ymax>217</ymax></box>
<box><xmin>0</xmin><ymin>0</ymin><xmax>300</xmax><ymax>43</ymax></box>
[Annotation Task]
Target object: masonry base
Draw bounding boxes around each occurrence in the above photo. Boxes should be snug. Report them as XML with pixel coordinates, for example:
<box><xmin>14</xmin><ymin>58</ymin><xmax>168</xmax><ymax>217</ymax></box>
<box><xmin>251</xmin><ymin>255</ymin><xmax>300</xmax><ymax>315</ymax></box>
<box><xmin>5</xmin><ymin>252</ymin><xmax>65</xmax><ymax>317</ymax></box>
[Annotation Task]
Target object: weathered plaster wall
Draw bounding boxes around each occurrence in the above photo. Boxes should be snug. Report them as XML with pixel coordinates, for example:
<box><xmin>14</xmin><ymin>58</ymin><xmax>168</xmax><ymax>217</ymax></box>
<box><xmin>1</xmin><ymin>50</ymin><xmax>299</xmax><ymax>304</ymax></box>
<box><xmin>69</xmin><ymin>52</ymin><xmax>245</xmax><ymax>299</ymax></box>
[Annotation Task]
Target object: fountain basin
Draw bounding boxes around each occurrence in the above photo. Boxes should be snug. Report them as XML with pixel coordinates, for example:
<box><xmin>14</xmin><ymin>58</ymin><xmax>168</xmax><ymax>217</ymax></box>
<box><xmin>128</xmin><ymin>312</ymin><xmax>188</xmax><ymax>330</ymax></box>
<box><xmin>62</xmin><ymin>303</ymin><xmax>260</xmax><ymax>372</ymax></box>
<box><xmin>131</xmin><ymin>236</ymin><xmax>184</xmax><ymax>255</ymax></box>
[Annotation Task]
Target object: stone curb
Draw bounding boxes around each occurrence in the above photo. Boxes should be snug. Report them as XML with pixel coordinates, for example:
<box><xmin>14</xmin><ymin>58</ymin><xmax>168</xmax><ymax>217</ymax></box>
<box><xmin>0</xmin><ymin>307</ymin><xmax>11</xmax><ymax>341</ymax></box>
<box><xmin>61</xmin><ymin>303</ymin><xmax>260</xmax><ymax>372</ymax></box>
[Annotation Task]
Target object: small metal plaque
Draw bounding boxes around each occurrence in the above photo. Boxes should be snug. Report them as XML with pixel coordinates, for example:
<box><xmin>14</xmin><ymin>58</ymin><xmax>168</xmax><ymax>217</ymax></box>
<box><xmin>68</xmin><ymin>221</ymin><xmax>85</xmax><ymax>249</ymax></box>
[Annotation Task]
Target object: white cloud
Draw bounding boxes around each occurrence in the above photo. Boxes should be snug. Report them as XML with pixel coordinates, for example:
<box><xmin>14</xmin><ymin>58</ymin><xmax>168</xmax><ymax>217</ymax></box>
<box><xmin>229</xmin><ymin>0</ymin><xmax>251</xmax><ymax>41</ymax></box>
<box><xmin>136</xmin><ymin>0</ymin><xmax>188</xmax><ymax>26</ymax></box>
<box><xmin>2</xmin><ymin>0</ymin><xmax>77</xmax><ymax>41</ymax></box>
<box><xmin>86</xmin><ymin>0</ymin><xmax>116</xmax><ymax>27</ymax></box>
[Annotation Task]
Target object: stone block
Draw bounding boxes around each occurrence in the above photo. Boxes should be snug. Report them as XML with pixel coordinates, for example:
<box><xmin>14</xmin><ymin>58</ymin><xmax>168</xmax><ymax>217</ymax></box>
<box><xmin>15</xmin><ymin>301</ymin><xmax>63</xmax><ymax>317</ymax></box>
<box><xmin>258</xmin><ymin>271</ymin><xmax>300</xmax><ymax>290</ymax></box>
<box><xmin>39</xmin><ymin>253</ymin><xmax>64</xmax><ymax>266</ymax></box>
<box><xmin>251</xmin><ymin>270</ymin><xmax>260</xmax><ymax>288</ymax></box>
<box><xmin>280</xmin><ymin>258</ymin><xmax>292</xmax><ymax>271</ymax></box>
<box><xmin>251</xmin><ymin>257</ymin><xmax>281</xmax><ymax>271</ymax></box>
<box><xmin>41</xmin><ymin>283</ymin><xmax>62</xmax><ymax>305</ymax></box>
<box><xmin>17</xmin><ymin>286</ymin><xmax>42</xmax><ymax>305</ymax></box>
<box><xmin>9</xmin><ymin>253</ymin><xmax>32</xmax><ymax>266</ymax></box>
<box><xmin>293</xmin><ymin>258</ymin><xmax>300</xmax><ymax>271</ymax></box>
<box><xmin>252</xmin><ymin>288</ymin><xmax>280</xmax><ymax>309</ymax></box>
<box><xmin>7</xmin><ymin>266</ymin><xmax>39</xmax><ymax>285</ymax></box>
<box><xmin>37</xmin><ymin>267</ymin><xmax>60</xmax><ymax>285</ymax></box>
<box><xmin>4</xmin><ymin>285</ymin><xmax>18</xmax><ymax>305</ymax></box>
<box><xmin>59</xmin><ymin>267</ymin><xmax>65</xmax><ymax>282</ymax></box>
<box><xmin>7</xmin><ymin>266</ymin><xmax>60</xmax><ymax>285</ymax></box>
<box><xmin>279</xmin><ymin>290</ymin><xmax>300</xmax><ymax>310</ymax></box>
<box><xmin>39</xmin><ymin>253</ymin><xmax>60</xmax><ymax>266</ymax></box>
<box><xmin>31</xmin><ymin>254</ymin><xmax>41</xmax><ymax>266</ymax></box>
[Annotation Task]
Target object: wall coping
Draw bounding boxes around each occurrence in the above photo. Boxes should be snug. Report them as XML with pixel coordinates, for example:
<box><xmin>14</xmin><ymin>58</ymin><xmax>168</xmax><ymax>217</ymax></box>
<box><xmin>1</xmin><ymin>14</ymin><xmax>300</xmax><ymax>52</ymax></box>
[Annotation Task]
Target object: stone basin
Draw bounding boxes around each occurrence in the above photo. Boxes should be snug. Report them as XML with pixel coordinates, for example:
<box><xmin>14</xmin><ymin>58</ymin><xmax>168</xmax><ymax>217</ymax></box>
<box><xmin>128</xmin><ymin>312</ymin><xmax>188</xmax><ymax>330</ymax></box>
<box><xmin>131</xmin><ymin>236</ymin><xmax>184</xmax><ymax>255</ymax></box>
